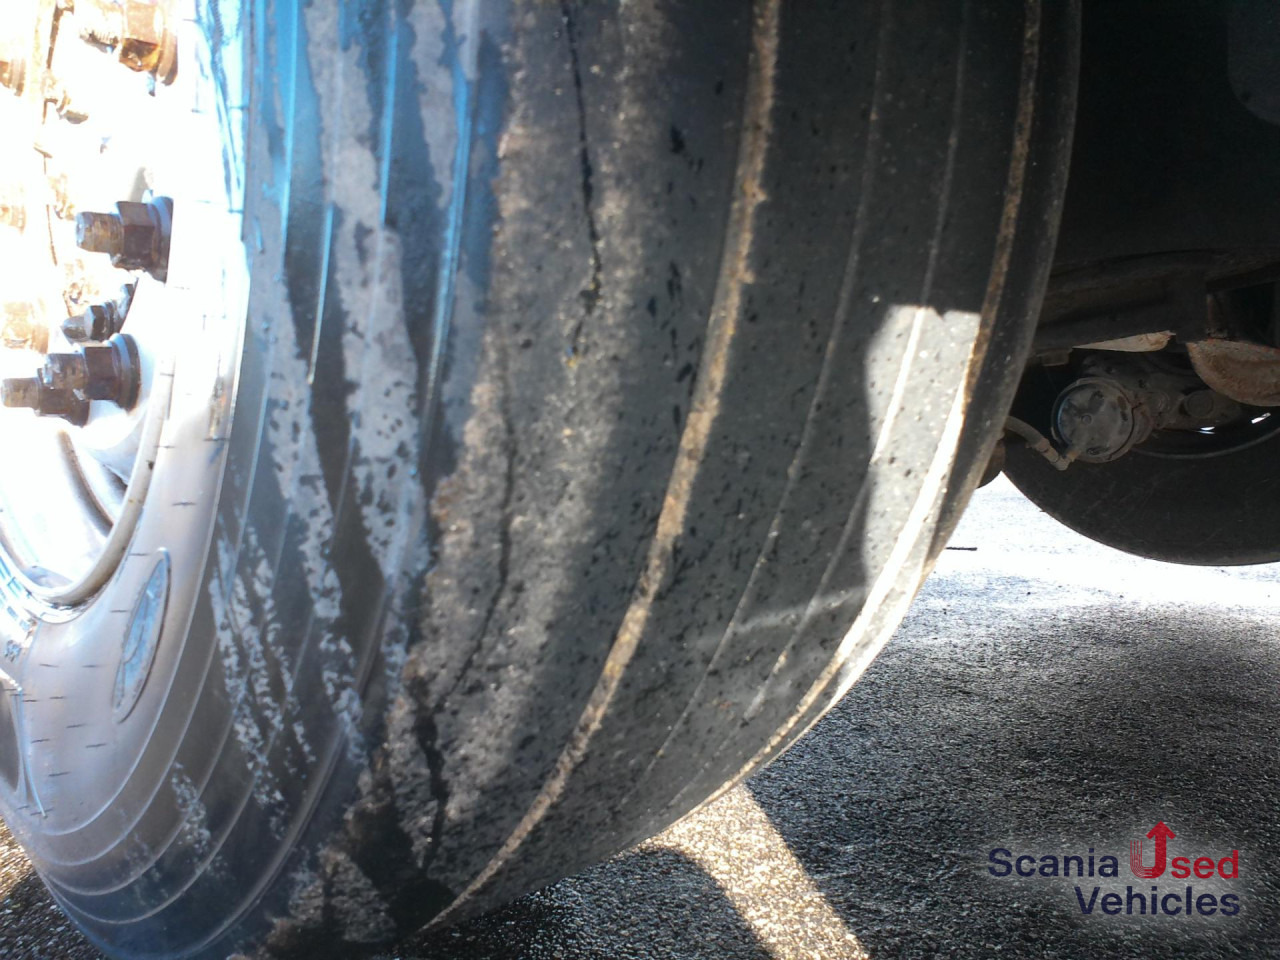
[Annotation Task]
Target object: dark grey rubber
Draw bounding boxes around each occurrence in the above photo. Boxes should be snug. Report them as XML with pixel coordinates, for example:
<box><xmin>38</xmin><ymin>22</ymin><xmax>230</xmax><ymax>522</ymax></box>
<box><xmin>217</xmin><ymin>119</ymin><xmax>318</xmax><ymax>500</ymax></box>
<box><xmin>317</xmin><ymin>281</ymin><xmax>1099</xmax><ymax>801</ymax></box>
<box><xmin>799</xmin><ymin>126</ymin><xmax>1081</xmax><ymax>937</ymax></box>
<box><xmin>1005</xmin><ymin>434</ymin><xmax>1280</xmax><ymax>566</ymax></box>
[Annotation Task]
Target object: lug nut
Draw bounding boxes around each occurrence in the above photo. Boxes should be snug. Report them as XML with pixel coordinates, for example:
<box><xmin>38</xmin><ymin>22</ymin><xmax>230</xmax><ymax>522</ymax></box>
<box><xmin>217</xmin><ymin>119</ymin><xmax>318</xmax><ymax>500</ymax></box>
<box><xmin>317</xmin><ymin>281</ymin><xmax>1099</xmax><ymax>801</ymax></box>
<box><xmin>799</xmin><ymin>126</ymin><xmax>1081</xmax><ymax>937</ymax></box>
<box><xmin>74</xmin><ymin>198</ymin><xmax>172</xmax><ymax>279</ymax></box>
<box><xmin>40</xmin><ymin>337</ymin><xmax>141</xmax><ymax>407</ymax></box>
<box><xmin>87</xmin><ymin>337</ymin><xmax>142</xmax><ymax>407</ymax></box>
<box><xmin>78</xmin><ymin>0</ymin><xmax>177</xmax><ymax>84</ymax></box>
<box><xmin>62</xmin><ymin>301</ymin><xmax>124</xmax><ymax>343</ymax></box>
<box><xmin>0</xmin><ymin>335</ymin><xmax>141</xmax><ymax>426</ymax></box>
<box><xmin>64</xmin><ymin>287</ymin><xmax>133</xmax><ymax>342</ymax></box>
<box><xmin>42</xmin><ymin>352</ymin><xmax>89</xmax><ymax>392</ymax></box>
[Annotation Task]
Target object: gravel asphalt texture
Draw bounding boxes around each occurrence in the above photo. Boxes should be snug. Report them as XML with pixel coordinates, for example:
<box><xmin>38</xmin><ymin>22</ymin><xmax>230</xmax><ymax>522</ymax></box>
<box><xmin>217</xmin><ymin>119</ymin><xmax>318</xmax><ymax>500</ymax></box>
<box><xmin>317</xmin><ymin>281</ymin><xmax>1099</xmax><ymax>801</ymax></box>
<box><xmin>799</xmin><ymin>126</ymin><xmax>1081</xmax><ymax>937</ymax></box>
<box><xmin>3</xmin><ymin>476</ymin><xmax>1277</xmax><ymax>959</ymax></box>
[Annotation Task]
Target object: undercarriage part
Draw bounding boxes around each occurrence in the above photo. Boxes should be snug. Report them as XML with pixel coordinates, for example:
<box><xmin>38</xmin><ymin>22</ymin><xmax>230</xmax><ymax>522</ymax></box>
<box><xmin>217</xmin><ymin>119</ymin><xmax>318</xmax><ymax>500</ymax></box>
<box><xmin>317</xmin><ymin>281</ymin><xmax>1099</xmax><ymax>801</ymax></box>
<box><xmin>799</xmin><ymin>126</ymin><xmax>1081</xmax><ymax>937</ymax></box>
<box><xmin>1185</xmin><ymin>338</ymin><xmax>1280</xmax><ymax>406</ymax></box>
<box><xmin>1051</xmin><ymin>377</ymin><xmax>1150</xmax><ymax>463</ymax></box>
<box><xmin>1229</xmin><ymin>0</ymin><xmax>1280</xmax><ymax>126</ymax></box>
<box><xmin>1055</xmin><ymin>1</ymin><xmax>1280</xmax><ymax>269</ymax></box>
<box><xmin>1052</xmin><ymin>353</ymin><xmax>1243</xmax><ymax>462</ymax></box>
<box><xmin>1002</xmin><ymin>0</ymin><xmax>1280</xmax><ymax>567</ymax></box>
<box><xmin>1077</xmin><ymin>331</ymin><xmax>1172</xmax><ymax>352</ymax></box>
<box><xmin>1033</xmin><ymin>252</ymin><xmax>1280</xmax><ymax>358</ymax></box>
<box><xmin>1003</xmin><ymin>417</ymin><xmax>1076</xmax><ymax>471</ymax></box>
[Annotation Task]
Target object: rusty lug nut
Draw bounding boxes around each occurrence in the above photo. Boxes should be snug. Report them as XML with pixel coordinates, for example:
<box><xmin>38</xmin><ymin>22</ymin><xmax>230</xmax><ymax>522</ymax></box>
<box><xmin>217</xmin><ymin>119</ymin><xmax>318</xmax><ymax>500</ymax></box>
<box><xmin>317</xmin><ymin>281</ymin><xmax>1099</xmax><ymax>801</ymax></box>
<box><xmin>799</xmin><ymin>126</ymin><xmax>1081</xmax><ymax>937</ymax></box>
<box><xmin>83</xmin><ymin>336</ymin><xmax>141</xmax><ymax>407</ymax></box>
<box><xmin>39</xmin><ymin>336</ymin><xmax>141</xmax><ymax>408</ymax></box>
<box><xmin>74</xmin><ymin>198</ymin><xmax>172</xmax><ymax>279</ymax></box>
<box><xmin>2</xmin><ymin>378</ymin><xmax>90</xmax><ymax>426</ymax></box>
<box><xmin>62</xmin><ymin>301</ymin><xmax>124</xmax><ymax>343</ymax></box>
<box><xmin>0</xmin><ymin>55</ymin><xmax>25</xmax><ymax>96</ymax></box>
<box><xmin>120</xmin><ymin>0</ymin><xmax>177</xmax><ymax>83</ymax></box>
<box><xmin>41</xmin><ymin>352</ymin><xmax>90</xmax><ymax>392</ymax></box>
<box><xmin>79</xmin><ymin>0</ymin><xmax>177</xmax><ymax>84</ymax></box>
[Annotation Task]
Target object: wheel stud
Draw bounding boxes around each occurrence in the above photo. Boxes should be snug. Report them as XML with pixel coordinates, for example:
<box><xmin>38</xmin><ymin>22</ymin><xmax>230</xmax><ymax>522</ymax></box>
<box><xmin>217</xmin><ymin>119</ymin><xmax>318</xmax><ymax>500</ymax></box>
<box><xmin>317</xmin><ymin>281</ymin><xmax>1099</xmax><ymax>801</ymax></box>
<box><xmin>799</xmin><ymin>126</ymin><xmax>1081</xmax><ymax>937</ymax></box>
<box><xmin>2</xmin><ymin>378</ymin><xmax>89</xmax><ymax>426</ymax></box>
<box><xmin>77</xmin><ymin>0</ymin><xmax>125</xmax><ymax>48</ymax></box>
<box><xmin>75</xmin><ymin>211</ymin><xmax>125</xmax><ymax>255</ymax></box>
<box><xmin>74</xmin><ymin>199</ymin><xmax>172</xmax><ymax>279</ymax></box>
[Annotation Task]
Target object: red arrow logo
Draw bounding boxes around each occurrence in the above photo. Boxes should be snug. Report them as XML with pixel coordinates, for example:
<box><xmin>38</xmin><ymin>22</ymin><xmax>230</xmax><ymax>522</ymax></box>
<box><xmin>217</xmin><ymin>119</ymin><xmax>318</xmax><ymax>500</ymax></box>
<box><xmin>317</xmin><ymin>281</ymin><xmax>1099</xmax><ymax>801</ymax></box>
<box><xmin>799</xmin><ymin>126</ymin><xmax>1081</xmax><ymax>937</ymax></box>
<box><xmin>1130</xmin><ymin>821</ymin><xmax>1176</xmax><ymax>878</ymax></box>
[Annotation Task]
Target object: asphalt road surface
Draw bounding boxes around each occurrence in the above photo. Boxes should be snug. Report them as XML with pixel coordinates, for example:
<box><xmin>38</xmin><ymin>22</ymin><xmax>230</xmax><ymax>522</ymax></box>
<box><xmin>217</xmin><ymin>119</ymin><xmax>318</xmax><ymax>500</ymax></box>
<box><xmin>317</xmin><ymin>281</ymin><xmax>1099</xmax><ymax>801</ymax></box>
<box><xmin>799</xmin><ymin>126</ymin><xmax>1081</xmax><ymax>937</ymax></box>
<box><xmin>3</xmin><ymin>476</ymin><xmax>1278</xmax><ymax>959</ymax></box>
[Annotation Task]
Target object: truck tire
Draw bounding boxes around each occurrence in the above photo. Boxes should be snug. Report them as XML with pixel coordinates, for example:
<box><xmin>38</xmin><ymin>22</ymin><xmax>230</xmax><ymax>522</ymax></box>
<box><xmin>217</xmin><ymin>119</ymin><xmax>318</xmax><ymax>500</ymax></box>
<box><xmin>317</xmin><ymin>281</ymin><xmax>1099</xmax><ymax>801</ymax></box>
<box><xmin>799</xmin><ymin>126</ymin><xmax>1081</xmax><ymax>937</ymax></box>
<box><xmin>0</xmin><ymin>1</ymin><xmax>1078</xmax><ymax>957</ymax></box>
<box><xmin>1004</xmin><ymin>418</ymin><xmax>1280</xmax><ymax>565</ymax></box>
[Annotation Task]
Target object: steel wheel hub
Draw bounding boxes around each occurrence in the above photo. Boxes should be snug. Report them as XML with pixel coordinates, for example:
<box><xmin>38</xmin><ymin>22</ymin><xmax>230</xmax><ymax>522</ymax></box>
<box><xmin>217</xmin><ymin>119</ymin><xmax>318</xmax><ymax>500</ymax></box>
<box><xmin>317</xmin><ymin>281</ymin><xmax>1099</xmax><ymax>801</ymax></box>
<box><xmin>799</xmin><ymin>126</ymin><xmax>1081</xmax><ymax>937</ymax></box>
<box><xmin>0</xmin><ymin>0</ymin><xmax>249</xmax><ymax>835</ymax></box>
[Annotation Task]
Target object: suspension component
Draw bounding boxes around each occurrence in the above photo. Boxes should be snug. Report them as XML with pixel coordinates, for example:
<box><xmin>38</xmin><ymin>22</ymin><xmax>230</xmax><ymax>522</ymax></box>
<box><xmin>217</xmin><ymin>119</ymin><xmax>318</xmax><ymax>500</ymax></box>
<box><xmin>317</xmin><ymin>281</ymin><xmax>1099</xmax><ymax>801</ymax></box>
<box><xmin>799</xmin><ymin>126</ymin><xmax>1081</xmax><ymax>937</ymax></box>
<box><xmin>1050</xmin><ymin>353</ymin><xmax>1242</xmax><ymax>463</ymax></box>
<box><xmin>1052</xmin><ymin>377</ymin><xmax>1152</xmax><ymax>463</ymax></box>
<box><xmin>1185</xmin><ymin>338</ymin><xmax>1280</xmax><ymax>407</ymax></box>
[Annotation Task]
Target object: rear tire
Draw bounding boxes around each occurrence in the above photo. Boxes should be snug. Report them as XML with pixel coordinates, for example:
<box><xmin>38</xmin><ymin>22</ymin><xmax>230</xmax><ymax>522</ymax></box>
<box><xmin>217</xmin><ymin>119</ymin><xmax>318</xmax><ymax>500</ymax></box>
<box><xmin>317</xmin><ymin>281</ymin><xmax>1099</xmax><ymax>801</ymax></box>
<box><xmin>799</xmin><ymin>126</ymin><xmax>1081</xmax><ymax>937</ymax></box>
<box><xmin>1004</xmin><ymin>429</ymin><xmax>1280</xmax><ymax>565</ymax></box>
<box><xmin>0</xmin><ymin>2</ymin><xmax>1079</xmax><ymax>957</ymax></box>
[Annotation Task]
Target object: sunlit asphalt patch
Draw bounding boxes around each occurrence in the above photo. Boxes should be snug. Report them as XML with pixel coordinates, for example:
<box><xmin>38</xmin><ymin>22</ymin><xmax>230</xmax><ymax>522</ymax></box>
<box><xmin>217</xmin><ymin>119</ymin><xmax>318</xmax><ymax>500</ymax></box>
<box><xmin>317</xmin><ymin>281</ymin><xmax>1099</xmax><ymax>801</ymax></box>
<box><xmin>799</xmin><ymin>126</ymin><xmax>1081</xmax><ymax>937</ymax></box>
<box><xmin>649</xmin><ymin>786</ymin><xmax>869</xmax><ymax>960</ymax></box>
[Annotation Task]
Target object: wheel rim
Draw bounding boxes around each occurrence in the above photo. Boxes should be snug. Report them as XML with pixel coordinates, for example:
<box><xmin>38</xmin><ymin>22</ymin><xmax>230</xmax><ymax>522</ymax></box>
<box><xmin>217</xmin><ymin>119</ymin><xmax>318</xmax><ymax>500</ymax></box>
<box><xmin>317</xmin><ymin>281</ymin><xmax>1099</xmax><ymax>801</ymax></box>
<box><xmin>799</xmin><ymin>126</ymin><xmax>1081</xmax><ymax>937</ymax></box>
<box><xmin>0</xmin><ymin>0</ymin><xmax>191</xmax><ymax>604</ymax></box>
<box><xmin>0</xmin><ymin>0</ymin><xmax>249</xmax><ymax>840</ymax></box>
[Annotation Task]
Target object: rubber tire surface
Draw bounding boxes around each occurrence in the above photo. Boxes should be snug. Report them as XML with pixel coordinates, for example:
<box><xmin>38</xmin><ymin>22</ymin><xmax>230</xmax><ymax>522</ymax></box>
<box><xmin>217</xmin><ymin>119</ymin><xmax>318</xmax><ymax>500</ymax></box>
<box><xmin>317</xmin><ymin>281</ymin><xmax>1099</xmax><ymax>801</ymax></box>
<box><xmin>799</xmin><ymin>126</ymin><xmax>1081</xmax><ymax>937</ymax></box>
<box><xmin>1004</xmin><ymin>435</ymin><xmax>1280</xmax><ymax>565</ymax></box>
<box><xmin>19</xmin><ymin>1</ymin><xmax>1076</xmax><ymax>957</ymax></box>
